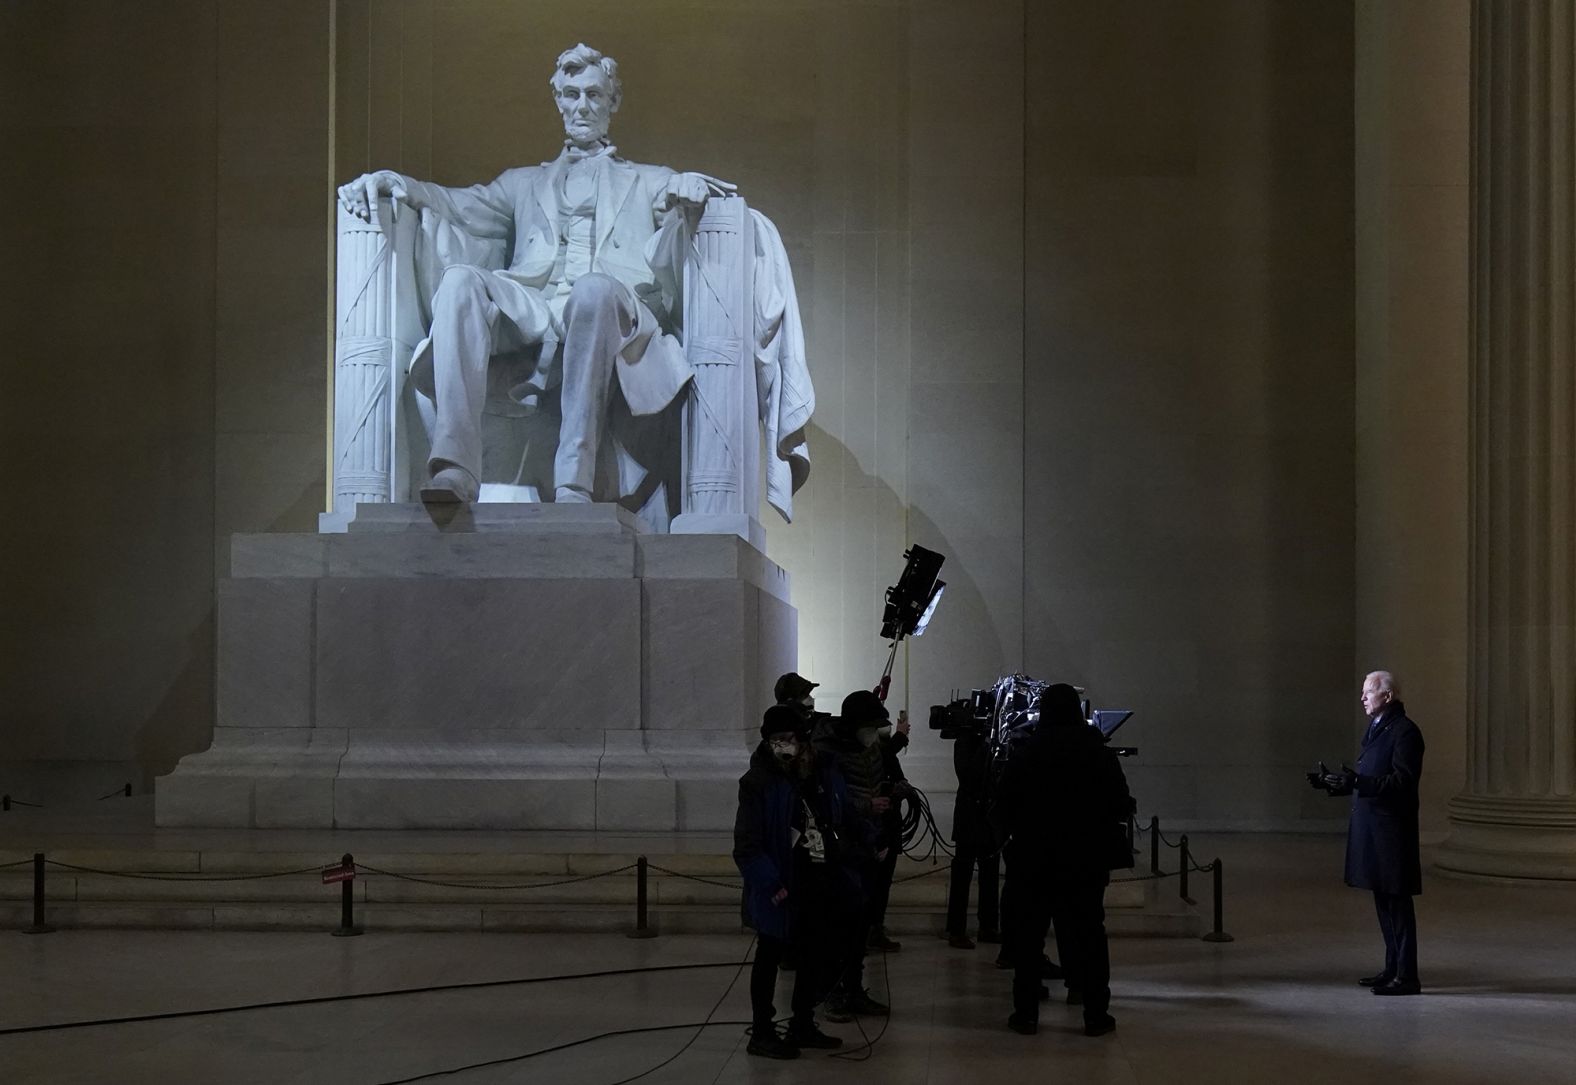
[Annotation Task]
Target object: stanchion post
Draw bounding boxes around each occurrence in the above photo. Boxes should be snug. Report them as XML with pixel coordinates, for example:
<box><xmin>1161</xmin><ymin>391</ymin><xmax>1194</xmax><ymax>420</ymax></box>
<box><xmin>1202</xmin><ymin>858</ymin><xmax>1234</xmax><ymax>942</ymax></box>
<box><xmin>1148</xmin><ymin>815</ymin><xmax>1160</xmax><ymax>875</ymax></box>
<box><xmin>1129</xmin><ymin>813</ymin><xmax>1138</xmax><ymax>855</ymax></box>
<box><xmin>24</xmin><ymin>852</ymin><xmax>54</xmax><ymax>934</ymax></box>
<box><xmin>1179</xmin><ymin>834</ymin><xmax>1193</xmax><ymax>904</ymax></box>
<box><xmin>331</xmin><ymin>853</ymin><xmax>362</xmax><ymax>937</ymax></box>
<box><xmin>2</xmin><ymin>795</ymin><xmax>10</xmax><ymax>812</ymax></box>
<box><xmin>628</xmin><ymin>855</ymin><xmax>657</xmax><ymax>939</ymax></box>
<box><xmin>123</xmin><ymin>783</ymin><xmax>132</xmax><ymax>798</ymax></box>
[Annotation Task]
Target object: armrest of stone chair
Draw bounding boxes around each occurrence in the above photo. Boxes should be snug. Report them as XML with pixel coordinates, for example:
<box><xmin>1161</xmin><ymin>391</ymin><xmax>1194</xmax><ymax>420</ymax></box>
<box><xmin>326</xmin><ymin>198</ymin><xmax>507</xmax><ymax>525</ymax></box>
<box><xmin>674</xmin><ymin>195</ymin><xmax>764</xmax><ymax>546</ymax></box>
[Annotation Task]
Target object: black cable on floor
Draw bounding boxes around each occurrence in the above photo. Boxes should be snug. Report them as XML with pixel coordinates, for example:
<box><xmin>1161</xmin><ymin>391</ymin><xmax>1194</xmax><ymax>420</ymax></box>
<box><xmin>0</xmin><ymin>961</ymin><xmax>747</xmax><ymax>1037</ymax></box>
<box><xmin>373</xmin><ymin>935</ymin><xmax>758</xmax><ymax>1085</ymax></box>
<box><xmin>370</xmin><ymin>1019</ymin><xmax>756</xmax><ymax>1085</ymax></box>
<box><xmin>830</xmin><ymin>943</ymin><xmax>893</xmax><ymax>1062</ymax></box>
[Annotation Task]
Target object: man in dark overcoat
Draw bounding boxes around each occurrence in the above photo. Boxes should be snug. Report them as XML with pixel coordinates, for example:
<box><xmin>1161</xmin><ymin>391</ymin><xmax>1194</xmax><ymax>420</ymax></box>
<box><xmin>1321</xmin><ymin>670</ymin><xmax>1425</xmax><ymax>996</ymax></box>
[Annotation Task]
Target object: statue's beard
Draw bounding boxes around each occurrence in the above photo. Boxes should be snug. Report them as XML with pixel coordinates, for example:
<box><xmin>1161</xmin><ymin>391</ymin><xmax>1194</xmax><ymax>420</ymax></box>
<box><xmin>564</xmin><ymin>119</ymin><xmax>606</xmax><ymax>144</ymax></box>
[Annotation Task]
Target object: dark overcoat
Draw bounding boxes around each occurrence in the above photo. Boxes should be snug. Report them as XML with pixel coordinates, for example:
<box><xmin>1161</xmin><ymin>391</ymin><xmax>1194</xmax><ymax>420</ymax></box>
<box><xmin>1343</xmin><ymin>704</ymin><xmax>1425</xmax><ymax>896</ymax></box>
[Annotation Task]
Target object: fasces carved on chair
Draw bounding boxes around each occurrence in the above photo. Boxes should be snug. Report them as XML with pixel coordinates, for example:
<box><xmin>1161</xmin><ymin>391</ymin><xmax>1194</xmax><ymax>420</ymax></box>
<box><xmin>325</xmin><ymin>43</ymin><xmax>813</xmax><ymax>539</ymax></box>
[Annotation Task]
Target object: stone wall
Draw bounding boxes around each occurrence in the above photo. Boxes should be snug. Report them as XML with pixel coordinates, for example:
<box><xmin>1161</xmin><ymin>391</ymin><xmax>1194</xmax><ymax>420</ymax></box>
<box><xmin>4</xmin><ymin>0</ymin><xmax>1390</xmax><ymax>828</ymax></box>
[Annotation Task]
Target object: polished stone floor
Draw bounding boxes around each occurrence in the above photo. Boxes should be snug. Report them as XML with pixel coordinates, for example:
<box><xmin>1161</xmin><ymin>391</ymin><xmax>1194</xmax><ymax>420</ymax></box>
<box><xmin>2</xmin><ymin>834</ymin><xmax>1573</xmax><ymax>1084</ymax></box>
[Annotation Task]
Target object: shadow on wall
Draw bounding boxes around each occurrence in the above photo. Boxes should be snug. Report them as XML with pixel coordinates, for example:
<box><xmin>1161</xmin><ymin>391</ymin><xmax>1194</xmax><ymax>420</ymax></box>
<box><xmin>776</xmin><ymin>421</ymin><xmax>1010</xmax><ymax>710</ymax></box>
<box><xmin>131</xmin><ymin>612</ymin><xmax>215</xmax><ymax>782</ymax></box>
<box><xmin>138</xmin><ymin>473</ymin><xmax>325</xmax><ymax>780</ymax></box>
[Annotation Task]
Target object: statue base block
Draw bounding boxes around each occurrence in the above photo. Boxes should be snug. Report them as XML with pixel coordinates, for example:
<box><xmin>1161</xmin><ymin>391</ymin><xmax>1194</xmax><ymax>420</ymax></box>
<box><xmin>157</xmin><ymin>504</ymin><xmax>795</xmax><ymax>831</ymax></box>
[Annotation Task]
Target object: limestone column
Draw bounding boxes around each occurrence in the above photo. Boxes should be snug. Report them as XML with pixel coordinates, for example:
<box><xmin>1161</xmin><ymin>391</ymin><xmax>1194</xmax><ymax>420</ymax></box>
<box><xmin>1438</xmin><ymin>0</ymin><xmax>1576</xmax><ymax>879</ymax></box>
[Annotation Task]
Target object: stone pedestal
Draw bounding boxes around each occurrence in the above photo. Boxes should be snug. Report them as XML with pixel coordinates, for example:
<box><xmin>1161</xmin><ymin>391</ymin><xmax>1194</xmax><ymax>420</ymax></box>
<box><xmin>1438</xmin><ymin>1</ymin><xmax>1576</xmax><ymax>880</ymax></box>
<box><xmin>156</xmin><ymin>504</ymin><xmax>796</xmax><ymax>831</ymax></box>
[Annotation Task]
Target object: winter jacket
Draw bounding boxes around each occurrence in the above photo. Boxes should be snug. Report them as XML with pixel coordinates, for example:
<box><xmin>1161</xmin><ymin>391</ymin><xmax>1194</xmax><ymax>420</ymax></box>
<box><xmin>732</xmin><ymin>742</ymin><xmax>857</xmax><ymax>939</ymax></box>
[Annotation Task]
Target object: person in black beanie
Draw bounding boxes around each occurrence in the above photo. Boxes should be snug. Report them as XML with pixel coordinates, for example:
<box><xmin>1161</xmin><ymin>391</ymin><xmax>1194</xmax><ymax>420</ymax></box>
<box><xmin>733</xmin><ymin>704</ymin><xmax>853</xmax><ymax>1057</ymax></box>
<box><xmin>867</xmin><ymin>706</ymin><xmax>913</xmax><ymax>952</ymax></box>
<box><xmin>813</xmin><ymin>689</ymin><xmax>895</xmax><ymax>1021</ymax></box>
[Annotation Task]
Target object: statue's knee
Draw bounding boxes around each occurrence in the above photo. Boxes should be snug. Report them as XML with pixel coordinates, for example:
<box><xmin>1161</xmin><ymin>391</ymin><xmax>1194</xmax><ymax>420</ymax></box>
<box><xmin>567</xmin><ymin>273</ymin><xmax>621</xmax><ymax>312</ymax></box>
<box><xmin>434</xmin><ymin>265</ymin><xmax>490</xmax><ymax>312</ymax></box>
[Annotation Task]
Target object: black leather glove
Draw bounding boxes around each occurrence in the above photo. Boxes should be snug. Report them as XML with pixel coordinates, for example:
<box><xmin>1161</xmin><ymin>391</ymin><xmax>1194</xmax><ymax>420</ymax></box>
<box><xmin>1321</xmin><ymin>767</ymin><xmax>1357</xmax><ymax>796</ymax></box>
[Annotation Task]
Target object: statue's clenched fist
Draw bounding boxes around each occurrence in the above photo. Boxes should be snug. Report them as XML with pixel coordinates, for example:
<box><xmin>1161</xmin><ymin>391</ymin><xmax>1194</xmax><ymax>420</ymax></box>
<box><xmin>338</xmin><ymin>170</ymin><xmax>408</xmax><ymax>222</ymax></box>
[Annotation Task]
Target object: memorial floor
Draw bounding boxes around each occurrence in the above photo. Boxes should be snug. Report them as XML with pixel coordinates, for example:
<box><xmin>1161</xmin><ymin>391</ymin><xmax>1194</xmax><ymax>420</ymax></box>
<box><xmin>2</xmin><ymin>834</ymin><xmax>1573</xmax><ymax>1084</ymax></box>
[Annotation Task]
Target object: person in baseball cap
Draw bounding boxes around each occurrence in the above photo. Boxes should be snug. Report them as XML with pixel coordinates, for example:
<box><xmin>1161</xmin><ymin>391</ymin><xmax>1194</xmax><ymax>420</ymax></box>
<box><xmin>774</xmin><ymin>672</ymin><xmax>819</xmax><ymax>705</ymax></box>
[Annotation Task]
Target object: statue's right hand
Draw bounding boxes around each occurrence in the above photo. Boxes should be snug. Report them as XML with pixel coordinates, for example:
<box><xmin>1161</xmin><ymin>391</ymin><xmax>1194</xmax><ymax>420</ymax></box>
<box><xmin>337</xmin><ymin>170</ymin><xmax>408</xmax><ymax>222</ymax></box>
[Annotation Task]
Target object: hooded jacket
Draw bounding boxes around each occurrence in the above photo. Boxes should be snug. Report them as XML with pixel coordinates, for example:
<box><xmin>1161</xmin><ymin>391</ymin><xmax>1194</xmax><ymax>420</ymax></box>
<box><xmin>732</xmin><ymin>741</ymin><xmax>856</xmax><ymax>939</ymax></box>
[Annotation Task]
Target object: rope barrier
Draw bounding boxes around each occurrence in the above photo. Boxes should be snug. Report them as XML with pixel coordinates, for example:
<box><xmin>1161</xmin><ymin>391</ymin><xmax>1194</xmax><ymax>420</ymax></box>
<box><xmin>0</xmin><ymin>858</ymin><xmax>36</xmax><ymax>870</ymax></box>
<box><xmin>43</xmin><ymin>860</ymin><xmax>323</xmax><ymax>882</ymax></box>
<box><xmin>643</xmin><ymin>862</ymin><xmax>743</xmax><ymax>891</ymax></box>
<box><xmin>353</xmin><ymin>861</ymin><xmax>639</xmax><ymax>891</ymax></box>
<box><xmin>1</xmin><ymin>796</ymin><xmax>43</xmax><ymax>810</ymax></box>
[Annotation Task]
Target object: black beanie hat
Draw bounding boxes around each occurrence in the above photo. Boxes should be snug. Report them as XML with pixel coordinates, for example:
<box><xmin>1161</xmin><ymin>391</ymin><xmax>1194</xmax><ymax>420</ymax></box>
<box><xmin>761</xmin><ymin>703</ymin><xmax>807</xmax><ymax>741</ymax></box>
<box><xmin>839</xmin><ymin>689</ymin><xmax>890</xmax><ymax>727</ymax></box>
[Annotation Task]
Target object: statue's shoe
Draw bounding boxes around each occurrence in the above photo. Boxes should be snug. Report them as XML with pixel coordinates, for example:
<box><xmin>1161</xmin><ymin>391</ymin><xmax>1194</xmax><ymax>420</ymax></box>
<box><xmin>420</xmin><ymin>466</ymin><xmax>479</xmax><ymax>504</ymax></box>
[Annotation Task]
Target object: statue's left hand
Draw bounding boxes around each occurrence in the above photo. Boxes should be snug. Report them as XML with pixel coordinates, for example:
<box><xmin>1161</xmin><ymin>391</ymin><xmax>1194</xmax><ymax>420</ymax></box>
<box><xmin>663</xmin><ymin>171</ymin><xmax>736</xmax><ymax>210</ymax></box>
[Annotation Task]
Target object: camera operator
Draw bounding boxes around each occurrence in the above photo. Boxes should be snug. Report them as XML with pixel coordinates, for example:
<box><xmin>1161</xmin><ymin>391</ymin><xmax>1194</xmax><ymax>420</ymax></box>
<box><xmin>945</xmin><ymin>722</ymin><xmax>1000</xmax><ymax>948</ymax></box>
<box><xmin>812</xmin><ymin>689</ymin><xmax>896</xmax><ymax>1020</ymax></box>
<box><xmin>999</xmin><ymin>683</ymin><xmax>1133</xmax><ymax>1038</ymax></box>
<box><xmin>733</xmin><ymin>705</ymin><xmax>854</xmax><ymax>1058</ymax></box>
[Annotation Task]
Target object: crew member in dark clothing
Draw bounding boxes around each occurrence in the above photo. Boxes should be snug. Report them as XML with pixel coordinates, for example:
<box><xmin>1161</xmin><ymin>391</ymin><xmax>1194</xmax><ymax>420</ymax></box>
<box><xmin>946</xmin><ymin>724</ymin><xmax>1000</xmax><ymax>948</ymax></box>
<box><xmin>868</xmin><ymin>708</ymin><xmax>912</xmax><ymax>952</ymax></box>
<box><xmin>1000</xmin><ymin>683</ymin><xmax>1133</xmax><ymax>1038</ymax></box>
<box><xmin>733</xmin><ymin>705</ymin><xmax>851</xmax><ymax>1058</ymax></box>
<box><xmin>812</xmin><ymin>690</ymin><xmax>893</xmax><ymax>1021</ymax></box>
<box><xmin>1318</xmin><ymin>670</ymin><xmax>1425</xmax><ymax>996</ymax></box>
<box><xmin>774</xmin><ymin>671</ymin><xmax>822</xmax><ymax>727</ymax></box>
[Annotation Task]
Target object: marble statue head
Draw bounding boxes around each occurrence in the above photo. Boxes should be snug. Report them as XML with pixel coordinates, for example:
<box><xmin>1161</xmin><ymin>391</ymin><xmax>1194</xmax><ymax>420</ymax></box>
<box><xmin>550</xmin><ymin>43</ymin><xmax>621</xmax><ymax>147</ymax></box>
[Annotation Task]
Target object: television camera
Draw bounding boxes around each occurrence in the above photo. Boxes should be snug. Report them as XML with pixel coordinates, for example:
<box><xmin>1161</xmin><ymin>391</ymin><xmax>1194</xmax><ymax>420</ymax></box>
<box><xmin>929</xmin><ymin>674</ymin><xmax>1138</xmax><ymax>865</ymax></box>
<box><xmin>929</xmin><ymin>674</ymin><xmax>1137</xmax><ymax>758</ymax></box>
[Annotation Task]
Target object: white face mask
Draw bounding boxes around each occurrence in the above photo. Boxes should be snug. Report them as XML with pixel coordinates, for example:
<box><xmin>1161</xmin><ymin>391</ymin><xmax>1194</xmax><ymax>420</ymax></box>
<box><xmin>878</xmin><ymin>724</ymin><xmax>893</xmax><ymax>738</ymax></box>
<box><xmin>857</xmin><ymin>728</ymin><xmax>879</xmax><ymax>749</ymax></box>
<box><xmin>769</xmin><ymin>738</ymin><xmax>800</xmax><ymax>762</ymax></box>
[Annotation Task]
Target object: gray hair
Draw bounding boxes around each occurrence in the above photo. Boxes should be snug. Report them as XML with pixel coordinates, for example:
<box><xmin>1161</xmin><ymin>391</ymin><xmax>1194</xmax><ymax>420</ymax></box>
<box><xmin>549</xmin><ymin>43</ymin><xmax>622</xmax><ymax>110</ymax></box>
<box><xmin>1365</xmin><ymin>670</ymin><xmax>1401</xmax><ymax>698</ymax></box>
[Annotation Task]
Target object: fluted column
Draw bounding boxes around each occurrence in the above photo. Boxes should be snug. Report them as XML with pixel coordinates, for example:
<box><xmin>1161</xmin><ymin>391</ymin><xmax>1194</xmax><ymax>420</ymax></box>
<box><xmin>1438</xmin><ymin>0</ymin><xmax>1576</xmax><ymax>879</ymax></box>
